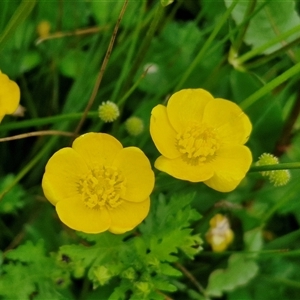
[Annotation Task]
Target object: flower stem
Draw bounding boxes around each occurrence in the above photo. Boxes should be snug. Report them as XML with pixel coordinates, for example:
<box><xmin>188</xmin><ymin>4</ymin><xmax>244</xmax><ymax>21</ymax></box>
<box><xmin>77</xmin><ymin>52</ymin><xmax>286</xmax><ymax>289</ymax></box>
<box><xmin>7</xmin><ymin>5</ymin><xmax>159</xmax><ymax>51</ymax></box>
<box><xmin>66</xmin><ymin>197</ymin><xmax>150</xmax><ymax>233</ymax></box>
<box><xmin>249</xmin><ymin>162</ymin><xmax>300</xmax><ymax>172</ymax></box>
<box><xmin>74</xmin><ymin>0</ymin><xmax>129</xmax><ymax>135</ymax></box>
<box><xmin>0</xmin><ymin>111</ymin><xmax>98</xmax><ymax>132</ymax></box>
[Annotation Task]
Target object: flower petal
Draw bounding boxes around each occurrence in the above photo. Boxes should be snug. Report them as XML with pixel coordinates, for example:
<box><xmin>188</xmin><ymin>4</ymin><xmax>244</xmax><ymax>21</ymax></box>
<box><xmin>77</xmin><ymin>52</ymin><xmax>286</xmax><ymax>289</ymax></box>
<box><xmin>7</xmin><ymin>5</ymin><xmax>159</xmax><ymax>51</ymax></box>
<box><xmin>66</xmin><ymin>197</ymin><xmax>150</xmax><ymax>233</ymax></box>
<box><xmin>203</xmin><ymin>99</ymin><xmax>252</xmax><ymax>145</ymax></box>
<box><xmin>204</xmin><ymin>145</ymin><xmax>252</xmax><ymax>192</ymax></box>
<box><xmin>112</xmin><ymin>147</ymin><xmax>154</xmax><ymax>202</ymax></box>
<box><xmin>56</xmin><ymin>197</ymin><xmax>111</xmax><ymax>233</ymax></box>
<box><xmin>0</xmin><ymin>73</ymin><xmax>20</xmax><ymax>116</ymax></box>
<box><xmin>108</xmin><ymin>198</ymin><xmax>150</xmax><ymax>234</ymax></box>
<box><xmin>72</xmin><ymin>132</ymin><xmax>123</xmax><ymax>168</ymax></box>
<box><xmin>154</xmin><ymin>155</ymin><xmax>214</xmax><ymax>182</ymax></box>
<box><xmin>167</xmin><ymin>89</ymin><xmax>214</xmax><ymax>132</ymax></box>
<box><xmin>42</xmin><ymin>148</ymin><xmax>89</xmax><ymax>205</ymax></box>
<box><xmin>150</xmin><ymin>104</ymin><xmax>180</xmax><ymax>159</ymax></box>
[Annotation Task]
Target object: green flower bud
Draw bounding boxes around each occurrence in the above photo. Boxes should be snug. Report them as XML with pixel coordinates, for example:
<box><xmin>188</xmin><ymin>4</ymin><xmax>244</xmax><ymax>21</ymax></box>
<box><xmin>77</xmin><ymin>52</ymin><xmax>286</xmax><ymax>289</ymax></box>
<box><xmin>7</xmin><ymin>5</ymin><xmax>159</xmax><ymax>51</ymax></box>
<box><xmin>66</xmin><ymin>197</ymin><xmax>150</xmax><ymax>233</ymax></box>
<box><xmin>125</xmin><ymin>116</ymin><xmax>144</xmax><ymax>136</ymax></box>
<box><xmin>256</xmin><ymin>153</ymin><xmax>278</xmax><ymax>176</ymax></box>
<box><xmin>98</xmin><ymin>101</ymin><xmax>120</xmax><ymax>123</ymax></box>
<box><xmin>256</xmin><ymin>153</ymin><xmax>291</xmax><ymax>187</ymax></box>
<box><xmin>269</xmin><ymin>170</ymin><xmax>291</xmax><ymax>187</ymax></box>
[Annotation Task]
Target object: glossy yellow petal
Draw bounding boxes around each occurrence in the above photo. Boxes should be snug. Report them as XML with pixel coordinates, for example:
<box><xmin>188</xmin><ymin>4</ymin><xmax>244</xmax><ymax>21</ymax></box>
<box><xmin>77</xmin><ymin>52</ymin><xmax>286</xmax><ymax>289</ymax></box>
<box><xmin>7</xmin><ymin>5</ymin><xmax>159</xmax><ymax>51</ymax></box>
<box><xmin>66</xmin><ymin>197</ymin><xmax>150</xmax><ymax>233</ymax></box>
<box><xmin>0</xmin><ymin>73</ymin><xmax>20</xmax><ymax>116</ymax></box>
<box><xmin>150</xmin><ymin>105</ymin><xmax>180</xmax><ymax>159</ymax></box>
<box><xmin>108</xmin><ymin>198</ymin><xmax>150</xmax><ymax>234</ymax></box>
<box><xmin>204</xmin><ymin>145</ymin><xmax>252</xmax><ymax>192</ymax></box>
<box><xmin>72</xmin><ymin>132</ymin><xmax>123</xmax><ymax>168</ymax></box>
<box><xmin>42</xmin><ymin>147</ymin><xmax>89</xmax><ymax>205</ymax></box>
<box><xmin>167</xmin><ymin>89</ymin><xmax>213</xmax><ymax>132</ymax></box>
<box><xmin>112</xmin><ymin>147</ymin><xmax>154</xmax><ymax>202</ymax></box>
<box><xmin>56</xmin><ymin>197</ymin><xmax>111</xmax><ymax>233</ymax></box>
<box><xmin>203</xmin><ymin>99</ymin><xmax>252</xmax><ymax>145</ymax></box>
<box><xmin>155</xmin><ymin>155</ymin><xmax>214</xmax><ymax>182</ymax></box>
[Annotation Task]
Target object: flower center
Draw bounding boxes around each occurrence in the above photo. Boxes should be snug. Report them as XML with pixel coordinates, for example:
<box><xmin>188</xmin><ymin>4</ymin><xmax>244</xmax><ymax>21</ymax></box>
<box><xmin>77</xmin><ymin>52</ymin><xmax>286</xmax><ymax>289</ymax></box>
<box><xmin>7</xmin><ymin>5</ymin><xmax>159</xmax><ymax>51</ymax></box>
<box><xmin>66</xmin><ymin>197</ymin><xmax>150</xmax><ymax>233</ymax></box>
<box><xmin>176</xmin><ymin>122</ymin><xmax>220</xmax><ymax>164</ymax></box>
<box><xmin>78</xmin><ymin>166</ymin><xmax>126</xmax><ymax>209</ymax></box>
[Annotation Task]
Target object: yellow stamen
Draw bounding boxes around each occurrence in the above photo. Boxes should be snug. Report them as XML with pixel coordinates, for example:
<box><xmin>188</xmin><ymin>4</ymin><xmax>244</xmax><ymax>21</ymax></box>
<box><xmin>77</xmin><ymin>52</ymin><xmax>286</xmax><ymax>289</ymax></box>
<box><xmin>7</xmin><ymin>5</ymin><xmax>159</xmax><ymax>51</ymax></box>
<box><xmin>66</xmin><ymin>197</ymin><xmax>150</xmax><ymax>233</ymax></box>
<box><xmin>78</xmin><ymin>166</ymin><xmax>126</xmax><ymax>209</ymax></box>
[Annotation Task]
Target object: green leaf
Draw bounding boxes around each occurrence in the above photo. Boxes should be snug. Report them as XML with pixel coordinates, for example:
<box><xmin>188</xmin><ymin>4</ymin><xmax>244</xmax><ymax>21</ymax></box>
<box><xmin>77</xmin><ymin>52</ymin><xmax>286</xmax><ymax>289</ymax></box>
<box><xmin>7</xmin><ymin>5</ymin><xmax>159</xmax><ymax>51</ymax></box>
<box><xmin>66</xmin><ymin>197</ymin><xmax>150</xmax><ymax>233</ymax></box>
<box><xmin>159</xmin><ymin>263</ymin><xmax>182</xmax><ymax>277</ymax></box>
<box><xmin>59</xmin><ymin>50</ymin><xmax>87</xmax><ymax>79</ymax></box>
<box><xmin>59</xmin><ymin>232</ymin><xmax>124</xmax><ymax>271</ymax></box>
<box><xmin>0</xmin><ymin>240</ymin><xmax>70</xmax><ymax>300</ymax></box>
<box><xmin>0</xmin><ymin>0</ymin><xmax>36</xmax><ymax>52</ymax></box>
<box><xmin>206</xmin><ymin>254</ymin><xmax>259</xmax><ymax>297</ymax></box>
<box><xmin>225</xmin><ymin>0</ymin><xmax>300</xmax><ymax>54</ymax></box>
<box><xmin>244</xmin><ymin>227</ymin><xmax>263</xmax><ymax>252</ymax></box>
<box><xmin>0</xmin><ymin>175</ymin><xmax>26</xmax><ymax>214</ymax></box>
<box><xmin>140</xmin><ymin>193</ymin><xmax>202</xmax><ymax>262</ymax></box>
<box><xmin>160</xmin><ymin>0</ymin><xmax>174</xmax><ymax>7</ymax></box>
<box><xmin>5</xmin><ymin>240</ymin><xmax>45</xmax><ymax>263</ymax></box>
<box><xmin>90</xmin><ymin>1</ymin><xmax>140</xmax><ymax>29</ymax></box>
<box><xmin>152</xmin><ymin>276</ymin><xmax>177</xmax><ymax>292</ymax></box>
<box><xmin>20</xmin><ymin>51</ymin><xmax>41</xmax><ymax>73</ymax></box>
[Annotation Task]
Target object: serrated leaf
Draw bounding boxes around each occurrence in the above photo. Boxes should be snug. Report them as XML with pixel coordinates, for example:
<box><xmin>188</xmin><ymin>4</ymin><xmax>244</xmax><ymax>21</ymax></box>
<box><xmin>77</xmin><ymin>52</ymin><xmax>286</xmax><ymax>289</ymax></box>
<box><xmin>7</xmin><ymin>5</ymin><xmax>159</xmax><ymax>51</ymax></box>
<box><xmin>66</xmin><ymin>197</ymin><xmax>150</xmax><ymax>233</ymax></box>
<box><xmin>140</xmin><ymin>193</ymin><xmax>202</xmax><ymax>262</ymax></box>
<box><xmin>59</xmin><ymin>232</ymin><xmax>125</xmax><ymax>278</ymax></box>
<box><xmin>180</xmin><ymin>234</ymin><xmax>203</xmax><ymax>259</ymax></box>
<box><xmin>5</xmin><ymin>240</ymin><xmax>45</xmax><ymax>263</ymax></box>
<box><xmin>0</xmin><ymin>263</ymin><xmax>36</xmax><ymax>299</ymax></box>
<box><xmin>108</xmin><ymin>283</ymin><xmax>129</xmax><ymax>300</ymax></box>
<box><xmin>152</xmin><ymin>277</ymin><xmax>177</xmax><ymax>292</ymax></box>
<box><xmin>160</xmin><ymin>263</ymin><xmax>182</xmax><ymax>277</ymax></box>
<box><xmin>206</xmin><ymin>254</ymin><xmax>259</xmax><ymax>297</ymax></box>
<box><xmin>0</xmin><ymin>240</ymin><xmax>69</xmax><ymax>300</ymax></box>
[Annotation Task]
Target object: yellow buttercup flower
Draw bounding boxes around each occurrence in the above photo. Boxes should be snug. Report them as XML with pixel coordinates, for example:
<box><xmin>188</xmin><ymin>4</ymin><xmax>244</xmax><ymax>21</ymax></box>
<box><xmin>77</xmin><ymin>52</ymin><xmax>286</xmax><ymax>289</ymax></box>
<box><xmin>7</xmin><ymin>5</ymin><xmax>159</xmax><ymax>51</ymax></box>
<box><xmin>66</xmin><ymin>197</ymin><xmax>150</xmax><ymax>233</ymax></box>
<box><xmin>42</xmin><ymin>132</ymin><xmax>155</xmax><ymax>234</ymax></box>
<box><xmin>206</xmin><ymin>214</ymin><xmax>234</xmax><ymax>252</ymax></box>
<box><xmin>150</xmin><ymin>89</ymin><xmax>252</xmax><ymax>192</ymax></box>
<box><xmin>0</xmin><ymin>72</ymin><xmax>20</xmax><ymax>122</ymax></box>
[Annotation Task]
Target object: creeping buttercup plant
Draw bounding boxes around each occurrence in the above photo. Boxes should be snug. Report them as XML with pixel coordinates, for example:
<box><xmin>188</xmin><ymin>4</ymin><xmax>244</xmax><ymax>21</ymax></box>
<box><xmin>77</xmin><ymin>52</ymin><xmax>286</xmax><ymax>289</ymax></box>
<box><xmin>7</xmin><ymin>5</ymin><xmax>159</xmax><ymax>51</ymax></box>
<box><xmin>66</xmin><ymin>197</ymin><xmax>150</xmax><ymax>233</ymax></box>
<box><xmin>1</xmin><ymin>1</ymin><xmax>300</xmax><ymax>299</ymax></box>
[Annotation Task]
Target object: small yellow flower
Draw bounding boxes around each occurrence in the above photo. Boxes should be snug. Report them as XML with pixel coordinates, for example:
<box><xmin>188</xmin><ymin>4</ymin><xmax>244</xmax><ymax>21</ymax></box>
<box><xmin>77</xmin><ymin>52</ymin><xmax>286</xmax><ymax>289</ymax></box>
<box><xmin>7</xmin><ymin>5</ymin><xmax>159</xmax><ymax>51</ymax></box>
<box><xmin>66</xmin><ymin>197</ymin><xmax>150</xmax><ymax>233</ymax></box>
<box><xmin>98</xmin><ymin>101</ymin><xmax>120</xmax><ymax>123</ymax></box>
<box><xmin>206</xmin><ymin>214</ymin><xmax>234</xmax><ymax>252</ymax></box>
<box><xmin>150</xmin><ymin>89</ymin><xmax>252</xmax><ymax>192</ymax></box>
<box><xmin>0</xmin><ymin>72</ymin><xmax>20</xmax><ymax>122</ymax></box>
<box><xmin>42</xmin><ymin>132</ymin><xmax>155</xmax><ymax>234</ymax></box>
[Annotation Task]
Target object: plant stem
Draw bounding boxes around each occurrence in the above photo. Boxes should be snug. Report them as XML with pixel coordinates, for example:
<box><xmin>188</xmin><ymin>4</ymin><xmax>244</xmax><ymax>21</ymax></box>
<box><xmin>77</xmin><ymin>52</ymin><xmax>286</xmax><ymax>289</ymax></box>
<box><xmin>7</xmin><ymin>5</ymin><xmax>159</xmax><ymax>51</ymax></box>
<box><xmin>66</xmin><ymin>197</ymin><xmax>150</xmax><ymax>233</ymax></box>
<box><xmin>240</xmin><ymin>61</ymin><xmax>300</xmax><ymax>110</ymax></box>
<box><xmin>275</xmin><ymin>88</ymin><xmax>300</xmax><ymax>156</ymax></box>
<box><xmin>0</xmin><ymin>111</ymin><xmax>98</xmax><ymax>132</ymax></box>
<box><xmin>174</xmin><ymin>0</ymin><xmax>239</xmax><ymax>91</ymax></box>
<box><xmin>74</xmin><ymin>0</ymin><xmax>129</xmax><ymax>135</ymax></box>
<box><xmin>249</xmin><ymin>162</ymin><xmax>300</xmax><ymax>172</ymax></box>
<box><xmin>245</xmin><ymin>36</ymin><xmax>300</xmax><ymax>69</ymax></box>
<box><xmin>237</xmin><ymin>23</ymin><xmax>300</xmax><ymax>65</ymax></box>
<box><xmin>232</xmin><ymin>0</ymin><xmax>257</xmax><ymax>53</ymax></box>
<box><xmin>0</xmin><ymin>136</ymin><xmax>58</xmax><ymax>201</ymax></box>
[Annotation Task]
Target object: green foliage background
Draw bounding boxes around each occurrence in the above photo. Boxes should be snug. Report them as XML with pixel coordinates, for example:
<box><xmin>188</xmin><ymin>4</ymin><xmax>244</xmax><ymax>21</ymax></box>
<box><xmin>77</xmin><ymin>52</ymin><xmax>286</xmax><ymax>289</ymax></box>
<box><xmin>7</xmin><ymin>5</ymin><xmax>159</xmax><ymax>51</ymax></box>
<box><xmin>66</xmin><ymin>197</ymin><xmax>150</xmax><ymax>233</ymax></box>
<box><xmin>1</xmin><ymin>0</ymin><xmax>300</xmax><ymax>299</ymax></box>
